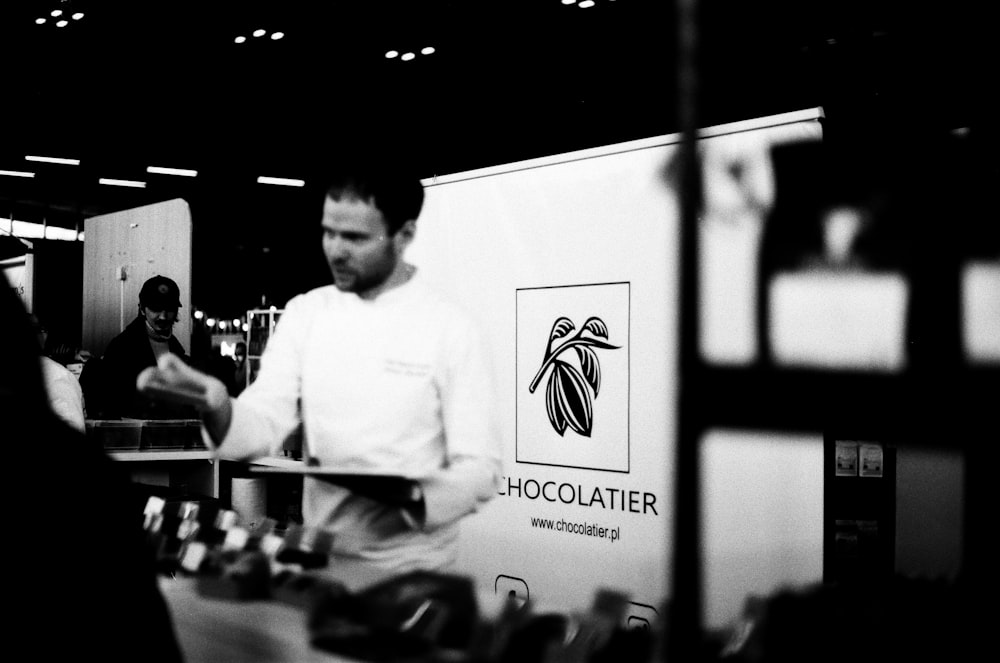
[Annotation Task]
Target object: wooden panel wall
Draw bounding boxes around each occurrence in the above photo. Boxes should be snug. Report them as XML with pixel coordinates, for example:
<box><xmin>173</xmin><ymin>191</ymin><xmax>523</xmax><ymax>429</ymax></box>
<box><xmin>83</xmin><ymin>198</ymin><xmax>192</xmax><ymax>357</ymax></box>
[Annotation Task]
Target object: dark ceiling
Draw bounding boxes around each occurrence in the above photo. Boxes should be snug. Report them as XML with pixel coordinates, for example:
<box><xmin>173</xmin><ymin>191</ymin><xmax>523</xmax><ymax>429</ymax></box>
<box><xmin>0</xmin><ymin>0</ymin><xmax>989</xmax><ymax>318</ymax></box>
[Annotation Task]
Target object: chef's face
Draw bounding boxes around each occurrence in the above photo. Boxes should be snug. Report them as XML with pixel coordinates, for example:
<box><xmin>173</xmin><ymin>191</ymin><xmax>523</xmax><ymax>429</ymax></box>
<box><xmin>321</xmin><ymin>195</ymin><xmax>409</xmax><ymax>296</ymax></box>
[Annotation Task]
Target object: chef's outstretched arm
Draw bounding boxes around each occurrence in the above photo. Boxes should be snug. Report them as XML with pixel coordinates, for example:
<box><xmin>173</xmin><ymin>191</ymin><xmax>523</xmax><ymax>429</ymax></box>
<box><xmin>136</xmin><ymin>352</ymin><xmax>233</xmax><ymax>444</ymax></box>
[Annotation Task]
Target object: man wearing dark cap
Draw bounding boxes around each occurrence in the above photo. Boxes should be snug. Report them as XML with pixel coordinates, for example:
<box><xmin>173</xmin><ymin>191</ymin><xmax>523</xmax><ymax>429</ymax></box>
<box><xmin>97</xmin><ymin>275</ymin><xmax>193</xmax><ymax>419</ymax></box>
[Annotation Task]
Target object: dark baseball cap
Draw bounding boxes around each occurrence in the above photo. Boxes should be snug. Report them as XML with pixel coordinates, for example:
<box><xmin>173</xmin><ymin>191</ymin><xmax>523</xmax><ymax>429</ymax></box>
<box><xmin>139</xmin><ymin>275</ymin><xmax>182</xmax><ymax>310</ymax></box>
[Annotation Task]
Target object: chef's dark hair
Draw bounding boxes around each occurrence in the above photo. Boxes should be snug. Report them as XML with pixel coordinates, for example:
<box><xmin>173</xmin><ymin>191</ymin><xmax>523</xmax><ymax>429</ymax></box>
<box><xmin>321</xmin><ymin>149</ymin><xmax>425</xmax><ymax>236</ymax></box>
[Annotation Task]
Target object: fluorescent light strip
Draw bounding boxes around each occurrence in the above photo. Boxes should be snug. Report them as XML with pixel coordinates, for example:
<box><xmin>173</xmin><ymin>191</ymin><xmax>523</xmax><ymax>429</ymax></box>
<box><xmin>99</xmin><ymin>178</ymin><xmax>147</xmax><ymax>188</ymax></box>
<box><xmin>257</xmin><ymin>176</ymin><xmax>305</xmax><ymax>187</ymax></box>
<box><xmin>1</xmin><ymin>218</ymin><xmax>82</xmax><ymax>241</ymax></box>
<box><xmin>25</xmin><ymin>155</ymin><xmax>81</xmax><ymax>165</ymax></box>
<box><xmin>147</xmin><ymin>165</ymin><xmax>199</xmax><ymax>177</ymax></box>
<box><xmin>0</xmin><ymin>169</ymin><xmax>35</xmax><ymax>178</ymax></box>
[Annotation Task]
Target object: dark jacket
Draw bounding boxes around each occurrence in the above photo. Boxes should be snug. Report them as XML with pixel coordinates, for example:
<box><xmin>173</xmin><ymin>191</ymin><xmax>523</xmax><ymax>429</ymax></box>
<box><xmin>31</xmin><ymin>417</ymin><xmax>187</xmax><ymax>662</ymax></box>
<box><xmin>97</xmin><ymin>315</ymin><xmax>194</xmax><ymax>419</ymax></box>
<box><xmin>3</xmin><ymin>272</ymin><xmax>184</xmax><ymax>662</ymax></box>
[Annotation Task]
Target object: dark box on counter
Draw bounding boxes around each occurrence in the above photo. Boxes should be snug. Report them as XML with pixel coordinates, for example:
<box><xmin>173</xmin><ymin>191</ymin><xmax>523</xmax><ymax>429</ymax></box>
<box><xmin>86</xmin><ymin>419</ymin><xmax>202</xmax><ymax>450</ymax></box>
<box><xmin>140</xmin><ymin>419</ymin><xmax>203</xmax><ymax>450</ymax></box>
<box><xmin>86</xmin><ymin>419</ymin><xmax>143</xmax><ymax>450</ymax></box>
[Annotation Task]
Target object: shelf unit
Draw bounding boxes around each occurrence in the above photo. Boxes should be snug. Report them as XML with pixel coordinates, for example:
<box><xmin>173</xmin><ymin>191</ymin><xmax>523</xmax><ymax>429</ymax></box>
<box><xmin>243</xmin><ymin>306</ymin><xmax>303</xmax><ymax>461</ymax></box>
<box><xmin>244</xmin><ymin>307</ymin><xmax>283</xmax><ymax>388</ymax></box>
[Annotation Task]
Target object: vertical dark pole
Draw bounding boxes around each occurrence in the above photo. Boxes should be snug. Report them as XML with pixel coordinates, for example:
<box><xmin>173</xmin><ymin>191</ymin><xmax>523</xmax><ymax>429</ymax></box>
<box><xmin>668</xmin><ymin>0</ymin><xmax>703</xmax><ymax>661</ymax></box>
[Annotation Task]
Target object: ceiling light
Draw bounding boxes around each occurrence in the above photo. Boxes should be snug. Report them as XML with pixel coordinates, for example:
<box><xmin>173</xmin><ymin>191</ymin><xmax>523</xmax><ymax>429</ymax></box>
<box><xmin>385</xmin><ymin>50</ymin><xmax>399</xmax><ymax>59</ymax></box>
<box><xmin>257</xmin><ymin>176</ymin><xmax>305</xmax><ymax>187</ymax></box>
<box><xmin>41</xmin><ymin>225</ymin><xmax>80</xmax><ymax>241</ymax></box>
<box><xmin>421</xmin><ymin>46</ymin><xmax>435</xmax><ymax>55</ymax></box>
<box><xmin>25</xmin><ymin>155</ymin><xmax>81</xmax><ymax>165</ymax></box>
<box><xmin>51</xmin><ymin>10</ymin><xmax>62</xmax><ymax>17</ymax></box>
<box><xmin>270</xmin><ymin>32</ymin><xmax>284</xmax><ymax>40</ymax></box>
<box><xmin>253</xmin><ymin>29</ymin><xmax>266</xmax><ymax>38</ymax></box>
<box><xmin>72</xmin><ymin>13</ymin><xmax>85</xmax><ymax>20</ymax></box>
<box><xmin>579</xmin><ymin>0</ymin><xmax>596</xmax><ymax>7</ymax></box>
<box><xmin>56</xmin><ymin>20</ymin><xmax>69</xmax><ymax>27</ymax></box>
<box><xmin>5</xmin><ymin>220</ymin><xmax>45</xmax><ymax>240</ymax></box>
<box><xmin>35</xmin><ymin>18</ymin><xmax>46</xmax><ymax>25</ymax></box>
<box><xmin>401</xmin><ymin>52</ymin><xmax>415</xmax><ymax>61</ymax></box>
<box><xmin>235</xmin><ymin>35</ymin><xmax>247</xmax><ymax>44</ymax></box>
<box><xmin>0</xmin><ymin>170</ymin><xmax>35</xmax><ymax>178</ymax></box>
<box><xmin>99</xmin><ymin>178</ymin><xmax>147</xmax><ymax>188</ymax></box>
<box><xmin>147</xmin><ymin>166</ymin><xmax>198</xmax><ymax>177</ymax></box>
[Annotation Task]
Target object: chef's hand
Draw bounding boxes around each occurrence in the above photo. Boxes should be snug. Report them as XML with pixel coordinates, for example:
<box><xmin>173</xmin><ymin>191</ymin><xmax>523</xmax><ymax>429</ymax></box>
<box><xmin>137</xmin><ymin>352</ymin><xmax>233</xmax><ymax>443</ymax></box>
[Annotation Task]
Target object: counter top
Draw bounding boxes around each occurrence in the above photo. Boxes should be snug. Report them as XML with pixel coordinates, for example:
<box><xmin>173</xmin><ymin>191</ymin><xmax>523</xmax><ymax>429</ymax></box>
<box><xmin>111</xmin><ymin>449</ymin><xmax>215</xmax><ymax>462</ymax></box>
<box><xmin>160</xmin><ymin>576</ymin><xmax>344</xmax><ymax>662</ymax></box>
<box><xmin>108</xmin><ymin>450</ymin><xmax>302</xmax><ymax>465</ymax></box>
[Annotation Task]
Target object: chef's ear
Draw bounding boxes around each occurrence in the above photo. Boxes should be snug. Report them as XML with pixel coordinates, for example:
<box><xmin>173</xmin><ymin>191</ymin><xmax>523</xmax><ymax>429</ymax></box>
<box><xmin>393</xmin><ymin>219</ymin><xmax>416</xmax><ymax>251</ymax></box>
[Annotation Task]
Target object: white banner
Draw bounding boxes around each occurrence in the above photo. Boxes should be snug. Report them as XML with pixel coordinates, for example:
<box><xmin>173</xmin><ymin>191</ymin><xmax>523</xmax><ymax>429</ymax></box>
<box><xmin>409</xmin><ymin>109</ymin><xmax>824</xmax><ymax>628</ymax></box>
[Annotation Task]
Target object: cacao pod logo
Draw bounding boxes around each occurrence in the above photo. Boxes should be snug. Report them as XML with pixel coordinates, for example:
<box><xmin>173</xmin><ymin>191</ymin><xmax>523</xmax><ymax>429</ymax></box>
<box><xmin>528</xmin><ymin>316</ymin><xmax>620</xmax><ymax>437</ymax></box>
